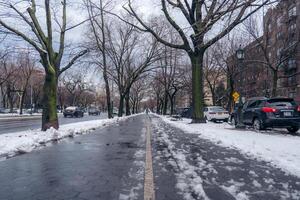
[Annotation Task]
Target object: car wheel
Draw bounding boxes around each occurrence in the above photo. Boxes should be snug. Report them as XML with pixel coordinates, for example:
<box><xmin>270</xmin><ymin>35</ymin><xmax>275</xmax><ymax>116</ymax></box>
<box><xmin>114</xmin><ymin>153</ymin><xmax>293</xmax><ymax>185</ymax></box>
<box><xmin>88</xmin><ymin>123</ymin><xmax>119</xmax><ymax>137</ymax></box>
<box><xmin>64</xmin><ymin>114</ymin><xmax>67</xmax><ymax>118</ymax></box>
<box><xmin>287</xmin><ymin>127</ymin><xmax>299</xmax><ymax>134</ymax></box>
<box><xmin>253</xmin><ymin>118</ymin><xmax>263</xmax><ymax>131</ymax></box>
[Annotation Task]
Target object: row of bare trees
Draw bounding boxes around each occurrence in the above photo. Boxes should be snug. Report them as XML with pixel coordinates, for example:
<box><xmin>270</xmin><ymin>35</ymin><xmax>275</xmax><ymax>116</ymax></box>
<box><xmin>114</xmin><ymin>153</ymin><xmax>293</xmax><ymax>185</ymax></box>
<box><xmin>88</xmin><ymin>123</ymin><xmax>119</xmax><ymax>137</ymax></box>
<box><xmin>0</xmin><ymin>49</ymin><xmax>44</xmax><ymax>114</ymax></box>
<box><xmin>0</xmin><ymin>0</ymin><xmax>276</xmax><ymax>130</ymax></box>
<box><xmin>0</xmin><ymin>49</ymin><xmax>99</xmax><ymax>114</ymax></box>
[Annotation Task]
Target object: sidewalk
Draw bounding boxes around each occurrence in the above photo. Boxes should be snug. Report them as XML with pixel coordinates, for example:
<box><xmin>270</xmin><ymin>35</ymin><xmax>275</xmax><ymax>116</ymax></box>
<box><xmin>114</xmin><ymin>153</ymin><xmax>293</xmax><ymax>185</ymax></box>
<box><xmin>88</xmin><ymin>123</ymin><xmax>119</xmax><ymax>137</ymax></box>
<box><xmin>151</xmin><ymin>115</ymin><xmax>300</xmax><ymax>200</ymax></box>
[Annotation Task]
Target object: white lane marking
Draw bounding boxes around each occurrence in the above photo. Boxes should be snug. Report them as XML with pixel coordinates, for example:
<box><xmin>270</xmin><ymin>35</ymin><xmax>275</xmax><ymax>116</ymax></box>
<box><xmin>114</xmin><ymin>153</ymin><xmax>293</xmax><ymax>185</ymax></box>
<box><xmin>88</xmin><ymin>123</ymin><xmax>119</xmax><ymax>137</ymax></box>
<box><xmin>144</xmin><ymin>117</ymin><xmax>155</xmax><ymax>200</ymax></box>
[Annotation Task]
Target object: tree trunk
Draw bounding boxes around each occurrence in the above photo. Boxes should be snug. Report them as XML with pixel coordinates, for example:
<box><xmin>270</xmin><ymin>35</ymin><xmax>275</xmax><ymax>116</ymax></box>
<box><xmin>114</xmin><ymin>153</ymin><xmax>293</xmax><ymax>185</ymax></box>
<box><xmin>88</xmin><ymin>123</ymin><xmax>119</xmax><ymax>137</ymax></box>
<box><xmin>271</xmin><ymin>70</ymin><xmax>278</xmax><ymax>97</ymax></box>
<box><xmin>170</xmin><ymin>96</ymin><xmax>174</xmax><ymax>115</ymax></box>
<box><xmin>7</xmin><ymin>85</ymin><xmax>14</xmax><ymax>113</ymax></box>
<box><xmin>125</xmin><ymin>91</ymin><xmax>131</xmax><ymax>116</ymax></box>
<box><xmin>41</xmin><ymin>69</ymin><xmax>58</xmax><ymax>131</ymax></box>
<box><xmin>226</xmin><ymin>75</ymin><xmax>235</xmax><ymax>112</ymax></box>
<box><xmin>190</xmin><ymin>52</ymin><xmax>206</xmax><ymax>123</ymax></box>
<box><xmin>103</xmin><ymin>71</ymin><xmax>112</xmax><ymax>119</ymax></box>
<box><xmin>118</xmin><ymin>95</ymin><xmax>124</xmax><ymax>117</ymax></box>
<box><xmin>156</xmin><ymin>93</ymin><xmax>160</xmax><ymax>114</ymax></box>
<box><xmin>162</xmin><ymin>92</ymin><xmax>168</xmax><ymax>115</ymax></box>
<box><xmin>19</xmin><ymin>89</ymin><xmax>26</xmax><ymax>115</ymax></box>
<box><xmin>170</xmin><ymin>91</ymin><xmax>177</xmax><ymax>115</ymax></box>
<box><xmin>212</xmin><ymin>92</ymin><xmax>216</xmax><ymax>106</ymax></box>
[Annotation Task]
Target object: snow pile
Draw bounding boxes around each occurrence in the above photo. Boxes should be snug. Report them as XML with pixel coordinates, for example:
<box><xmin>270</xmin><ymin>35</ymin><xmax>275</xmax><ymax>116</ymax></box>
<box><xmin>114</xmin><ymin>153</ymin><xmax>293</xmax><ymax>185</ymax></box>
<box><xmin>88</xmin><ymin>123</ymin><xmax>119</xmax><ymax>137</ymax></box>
<box><xmin>154</xmin><ymin>119</ymin><xmax>210</xmax><ymax>200</ymax></box>
<box><xmin>160</xmin><ymin>116</ymin><xmax>300</xmax><ymax>178</ymax></box>
<box><xmin>0</xmin><ymin>113</ymin><xmax>41</xmax><ymax>117</ymax></box>
<box><xmin>221</xmin><ymin>179</ymin><xmax>249</xmax><ymax>200</ymax></box>
<box><xmin>0</xmin><ymin>115</ymin><xmax>138</xmax><ymax>159</ymax></box>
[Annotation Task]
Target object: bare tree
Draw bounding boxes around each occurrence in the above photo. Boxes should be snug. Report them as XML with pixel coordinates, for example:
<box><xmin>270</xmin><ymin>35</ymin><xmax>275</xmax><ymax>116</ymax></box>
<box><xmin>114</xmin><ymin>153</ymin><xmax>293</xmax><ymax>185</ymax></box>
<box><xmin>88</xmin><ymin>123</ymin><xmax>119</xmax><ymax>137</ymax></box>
<box><xmin>85</xmin><ymin>0</ymin><xmax>113</xmax><ymax>118</ymax></box>
<box><xmin>204</xmin><ymin>47</ymin><xmax>226</xmax><ymax>106</ymax></box>
<box><xmin>125</xmin><ymin>0</ymin><xmax>272</xmax><ymax>123</ymax></box>
<box><xmin>15</xmin><ymin>50</ymin><xmax>36</xmax><ymax>114</ymax></box>
<box><xmin>130</xmin><ymin>78</ymin><xmax>148</xmax><ymax>114</ymax></box>
<box><xmin>61</xmin><ymin>72</ymin><xmax>88</xmax><ymax>106</ymax></box>
<box><xmin>244</xmin><ymin>16</ymin><xmax>299</xmax><ymax>97</ymax></box>
<box><xmin>105</xmin><ymin>22</ymin><xmax>160</xmax><ymax>116</ymax></box>
<box><xmin>0</xmin><ymin>1</ymin><xmax>88</xmax><ymax>130</ymax></box>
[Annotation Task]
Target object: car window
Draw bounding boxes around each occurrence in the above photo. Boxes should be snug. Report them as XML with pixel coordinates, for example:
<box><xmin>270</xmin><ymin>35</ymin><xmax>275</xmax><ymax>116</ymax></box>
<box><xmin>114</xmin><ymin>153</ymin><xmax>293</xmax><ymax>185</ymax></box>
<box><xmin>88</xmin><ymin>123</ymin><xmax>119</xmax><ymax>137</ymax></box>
<box><xmin>256</xmin><ymin>100</ymin><xmax>266</xmax><ymax>107</ymax></box>
<box><xmin>266</xmin><ymin>99</ymin><xmax>296</xmax><ymax>107</ymax></box>
<box><xmin>204</xmin><ymin>108</ymin><xmax>208</xmax><ymax>112</ymax></box>
<box><xmin>246</xmin><ymin>101</ymin><xmax>257</xmax><ymax>109</ymax></box>
<box><xmin>242</xmin><ymin>102</ymin><xmax>249</xmax><ymax>110</ymax></box>
<box><xmin>209</xmin><ymin>107</ymin><xmax>225</xmax><ymax>112</ymax></box>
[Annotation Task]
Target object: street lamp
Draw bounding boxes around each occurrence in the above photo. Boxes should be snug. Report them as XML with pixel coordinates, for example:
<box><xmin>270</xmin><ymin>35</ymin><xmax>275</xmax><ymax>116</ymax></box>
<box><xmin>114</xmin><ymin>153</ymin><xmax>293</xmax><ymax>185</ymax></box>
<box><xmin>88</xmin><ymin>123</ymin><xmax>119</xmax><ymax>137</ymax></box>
<box><xmin>235</xmin><ymin>45</ymin><xmax>245</xmax><ymax>127</ymax></box>
<box><xmin>236</xmin><ymin>46</ymin><xmax>245</xmax><ymax>60</ymax></box>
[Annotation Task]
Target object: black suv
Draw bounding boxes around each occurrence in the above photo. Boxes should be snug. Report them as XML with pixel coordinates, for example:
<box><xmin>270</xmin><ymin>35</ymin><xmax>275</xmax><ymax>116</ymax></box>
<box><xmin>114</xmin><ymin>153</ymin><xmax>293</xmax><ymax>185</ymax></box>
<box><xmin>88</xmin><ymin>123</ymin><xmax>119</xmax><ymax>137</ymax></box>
<box><xmin>231</xmin><ymin>97</ymin><xmax>300</xmax><ymax>133</ymax></box>
<box><xmin>63</xmin><ymin>107</ymin><xmax>84</xmax><ymax>118</ymax></box>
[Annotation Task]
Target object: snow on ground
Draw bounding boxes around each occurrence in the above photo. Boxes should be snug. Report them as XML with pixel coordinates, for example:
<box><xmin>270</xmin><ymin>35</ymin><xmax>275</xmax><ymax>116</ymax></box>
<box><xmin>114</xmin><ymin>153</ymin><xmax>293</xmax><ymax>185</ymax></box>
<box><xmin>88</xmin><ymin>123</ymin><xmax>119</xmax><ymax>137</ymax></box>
<box><xmin>0</xmin><ymin>114</ymin><xmax>141</xmax><ymax>160</ymax></box>
<box><xmin>153</xmin><ymin>119</ymin><xmax>210</xmax><ymax>200</ymax></box>
<box><xmin>159</xmin><ymin>115</ymin><xmax>300</xmax><ymax>178</ymax></box>
<box><xmin>0</xmin><ymin>113</ymin><xmax>41</xmax><ymax>117</ymax></box>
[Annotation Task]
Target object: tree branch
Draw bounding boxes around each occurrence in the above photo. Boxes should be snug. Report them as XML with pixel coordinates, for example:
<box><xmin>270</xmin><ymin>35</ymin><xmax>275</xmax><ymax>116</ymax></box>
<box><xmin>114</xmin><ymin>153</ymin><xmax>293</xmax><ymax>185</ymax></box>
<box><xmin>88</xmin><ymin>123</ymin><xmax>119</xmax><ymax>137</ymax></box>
<box><xmin>58</xmin><ymin>50</ymin><xmax>89</xmax><ymax>75</ymax></box>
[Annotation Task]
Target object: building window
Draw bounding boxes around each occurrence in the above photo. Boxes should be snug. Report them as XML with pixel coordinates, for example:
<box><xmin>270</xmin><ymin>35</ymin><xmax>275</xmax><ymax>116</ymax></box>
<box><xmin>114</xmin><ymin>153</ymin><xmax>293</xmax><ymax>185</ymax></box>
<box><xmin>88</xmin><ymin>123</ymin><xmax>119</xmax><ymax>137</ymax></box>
<box><xmin>277</xmin><ymin>16</ymin><xmax>282</xmax><ymax>27</ymax></box>
<box><xmin>276</xmin><ymin>32</ymin><xmax>282</xmax><ymax>39</ymax></box>
<box><xmin>289</xmin><ymin>92</ymin><xmax>296</xmax><ymax>98</ymax></box>
<box><xmin>277</xmin><ymin>48</ymin><xmax>282</xmax><ymax>58</ymax></box>
<box><xmin>288</xmin><ymin>5</ymin><xmax>297</xmax><ymax>18</ymax></box>
<box><xmin>288</xmin><ymin>59</ymin><xmax>297</xmax><ymax>69</ymax></box>
<box><xmin>288</xmin><ymin>76</ymin><xmax>296</xmax><ymax>86</ymax></box>
<box><xmin>288</xmin><ymin>23</ymin><xmax>297</xmax><ymax>33</ymax></box>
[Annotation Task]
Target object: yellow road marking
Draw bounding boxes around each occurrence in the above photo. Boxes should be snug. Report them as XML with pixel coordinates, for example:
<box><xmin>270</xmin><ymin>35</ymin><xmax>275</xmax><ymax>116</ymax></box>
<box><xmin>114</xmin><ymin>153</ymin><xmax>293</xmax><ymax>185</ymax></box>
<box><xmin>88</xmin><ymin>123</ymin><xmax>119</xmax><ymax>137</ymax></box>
<box><xmin>144</xmin><ymin>117</ymin><xmax>155</xmax><ymax>200</ymax></box>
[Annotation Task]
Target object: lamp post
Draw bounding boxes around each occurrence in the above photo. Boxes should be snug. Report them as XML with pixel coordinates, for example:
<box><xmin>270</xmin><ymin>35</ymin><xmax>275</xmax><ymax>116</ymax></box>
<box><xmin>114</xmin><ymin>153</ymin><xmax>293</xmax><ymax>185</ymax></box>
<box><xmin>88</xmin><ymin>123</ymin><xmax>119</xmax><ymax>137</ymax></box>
<box><xmin>236</xmin><ymin>45</ymin><xmax>245</xmax><ymax>127</ymax></box>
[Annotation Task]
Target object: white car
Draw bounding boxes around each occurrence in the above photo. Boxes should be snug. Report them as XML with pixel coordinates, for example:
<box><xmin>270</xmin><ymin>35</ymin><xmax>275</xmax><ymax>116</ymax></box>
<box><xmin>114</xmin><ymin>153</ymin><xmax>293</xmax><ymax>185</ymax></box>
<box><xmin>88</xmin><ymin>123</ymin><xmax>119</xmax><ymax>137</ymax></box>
<box><xmin>204</xmin><ymin>106</ymin><xmax>229</xmax><ymax>122</ymax></box>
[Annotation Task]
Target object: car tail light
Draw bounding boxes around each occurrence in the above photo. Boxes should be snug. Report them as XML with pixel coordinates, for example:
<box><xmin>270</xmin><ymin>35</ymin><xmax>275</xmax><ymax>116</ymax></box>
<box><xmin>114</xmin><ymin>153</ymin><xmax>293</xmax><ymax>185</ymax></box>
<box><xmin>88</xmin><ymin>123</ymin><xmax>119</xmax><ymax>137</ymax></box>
<box><xmin>209</xmin><ymin>112</ymin><xmax>216</xmax><ymax>114</ymax></box>
<box><xmin>297</xmin><ymin>105</ymin><xmax>300</xmax><ymax>112</ymax></box>
<box><xmin>262</xmin><ymin>107</ymin><xmax>277</xmax><ymax>113</ymax></box>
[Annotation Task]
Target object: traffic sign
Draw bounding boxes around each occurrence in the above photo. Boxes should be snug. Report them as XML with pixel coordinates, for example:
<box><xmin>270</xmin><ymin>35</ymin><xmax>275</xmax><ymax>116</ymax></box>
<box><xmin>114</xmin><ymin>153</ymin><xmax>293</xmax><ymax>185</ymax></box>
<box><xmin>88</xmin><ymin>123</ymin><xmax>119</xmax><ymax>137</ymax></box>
<box><xmin>232</xmin><ymin>92</ymin><xmax>240</xmax><ymax>103</ymax></box>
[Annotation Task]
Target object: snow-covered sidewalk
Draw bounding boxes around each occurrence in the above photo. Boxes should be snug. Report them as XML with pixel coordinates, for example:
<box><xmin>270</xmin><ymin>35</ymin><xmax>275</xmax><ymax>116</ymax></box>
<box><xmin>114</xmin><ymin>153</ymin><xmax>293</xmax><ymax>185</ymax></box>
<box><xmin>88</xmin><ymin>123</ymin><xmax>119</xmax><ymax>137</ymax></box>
<box><xmin>0</xmin><ymin>115</ymin><xmax>139</xmax><ymax>159</ymax></box>
<box><xmin>159</xmin><ymin>115</ymin><xmax>300</xmax><ymax>178</ymax></box>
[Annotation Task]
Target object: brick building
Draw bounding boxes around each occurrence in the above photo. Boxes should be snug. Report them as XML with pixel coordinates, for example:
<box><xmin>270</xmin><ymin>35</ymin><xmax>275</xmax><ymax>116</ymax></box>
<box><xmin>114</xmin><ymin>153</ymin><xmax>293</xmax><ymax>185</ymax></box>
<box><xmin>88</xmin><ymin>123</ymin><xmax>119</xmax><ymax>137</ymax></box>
<box><xmin>230</xmin><ymin>0</ymin><xmax>300</xmax><ymax>103</ymax></box>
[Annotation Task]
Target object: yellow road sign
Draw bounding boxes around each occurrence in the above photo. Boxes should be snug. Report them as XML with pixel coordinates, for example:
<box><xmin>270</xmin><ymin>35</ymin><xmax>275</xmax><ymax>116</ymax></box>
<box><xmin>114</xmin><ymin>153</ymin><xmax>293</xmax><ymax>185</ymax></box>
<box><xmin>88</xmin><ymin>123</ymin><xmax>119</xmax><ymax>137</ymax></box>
<box><xmin>232</xmin><ymin>92</ymin><xmax>240</xmax><ymax>103</ymax></box>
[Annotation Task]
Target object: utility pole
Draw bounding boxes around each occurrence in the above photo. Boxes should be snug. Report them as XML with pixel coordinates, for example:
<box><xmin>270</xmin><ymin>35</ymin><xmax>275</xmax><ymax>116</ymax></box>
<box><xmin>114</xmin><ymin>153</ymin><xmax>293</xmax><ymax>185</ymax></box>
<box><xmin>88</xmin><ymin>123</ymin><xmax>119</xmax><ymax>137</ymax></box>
<box><xmin>236</xmin><ymin>46</ymin><xmax>245</xmax><ymax>127</ymax></box>
<box><xmin>30</xmin><ymin>84</ymin><xmax>33</xmax><ymax>115</ymax></box>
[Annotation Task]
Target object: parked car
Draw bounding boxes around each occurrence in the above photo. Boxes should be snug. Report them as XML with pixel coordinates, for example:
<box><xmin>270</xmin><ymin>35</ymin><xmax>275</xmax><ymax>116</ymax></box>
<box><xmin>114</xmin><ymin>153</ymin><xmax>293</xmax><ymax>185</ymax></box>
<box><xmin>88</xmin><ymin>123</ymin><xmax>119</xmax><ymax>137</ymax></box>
<box><xmin>179</xmin><ymin>107</ymin><xmax>192</xmax><ymax>118</ymax></box>
<box><xmin>88</xmin><ymin>107</ymin><xmax>101</xmax><ymax>116</ymax></box>
<box><xmin>230</xmin><ymin>97</ymin><xmax>300</xmax><ymax>133</ymax></box>
<box><xmin>63</xmin><ymin>107</ymin><xmax>84</xmax><ymax>118</ymax></box>
<box><xmin>204</xmin><ymin>106</ymin><xmax>229</xmax><ymax>122</ymax></box>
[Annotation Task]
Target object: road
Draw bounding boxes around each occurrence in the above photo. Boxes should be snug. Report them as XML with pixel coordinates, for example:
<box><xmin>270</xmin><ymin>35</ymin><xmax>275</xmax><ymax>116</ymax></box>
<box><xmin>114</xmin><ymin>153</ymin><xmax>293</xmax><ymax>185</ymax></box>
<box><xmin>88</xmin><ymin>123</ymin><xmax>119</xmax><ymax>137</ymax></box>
<box><xmin>0</xmin><ymin>114</ymin><xmax>299</xmax><ymax>200</ymax></box>
<box><xmin>0</xmin><ymin>114</ymin><xmax>147</xmax><ymax>200</ymax></box>
<box><xmin>0</xmin><ymin>114</ymin><xmax>108</xmax><ymax>134</ymax></box>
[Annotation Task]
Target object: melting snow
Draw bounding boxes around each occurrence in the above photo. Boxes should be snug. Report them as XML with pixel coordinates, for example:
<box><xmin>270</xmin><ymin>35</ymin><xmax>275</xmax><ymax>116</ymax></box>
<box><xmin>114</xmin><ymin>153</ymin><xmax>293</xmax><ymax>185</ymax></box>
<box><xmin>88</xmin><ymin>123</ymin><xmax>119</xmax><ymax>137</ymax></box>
<box><xmin>160</xmin><ymin>116</ymin><xmax>300</xmax><ymax>178</ymax></box>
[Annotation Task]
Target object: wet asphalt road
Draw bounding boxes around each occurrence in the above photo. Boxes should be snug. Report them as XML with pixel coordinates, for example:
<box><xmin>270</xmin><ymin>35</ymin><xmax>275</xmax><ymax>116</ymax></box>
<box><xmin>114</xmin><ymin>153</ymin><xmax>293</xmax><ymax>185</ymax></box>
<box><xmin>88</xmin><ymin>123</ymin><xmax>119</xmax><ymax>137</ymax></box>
<box><xmin>0</xmin><ymin>115</ymin><xmax>147</xmax><ymax>200</ymax></box>
<box><xmin>0</xmin><ymin>114</ymin><xmax>108</xmax><ymax>134</ymax></box>
<box><xmin>0</xmin><ymin>114</ymin><xmax>300</xmax><ymax>200</ymax></box>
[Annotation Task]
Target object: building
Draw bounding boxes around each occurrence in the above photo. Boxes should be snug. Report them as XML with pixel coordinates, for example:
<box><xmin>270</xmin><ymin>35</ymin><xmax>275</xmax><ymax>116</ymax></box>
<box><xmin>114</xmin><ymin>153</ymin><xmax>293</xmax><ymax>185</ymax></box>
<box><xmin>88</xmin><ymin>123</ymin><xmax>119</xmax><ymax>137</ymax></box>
<box><xmin>230</xmin><ymin>0</ymin><xmax>300</xmax><ymax>103</ymax></box>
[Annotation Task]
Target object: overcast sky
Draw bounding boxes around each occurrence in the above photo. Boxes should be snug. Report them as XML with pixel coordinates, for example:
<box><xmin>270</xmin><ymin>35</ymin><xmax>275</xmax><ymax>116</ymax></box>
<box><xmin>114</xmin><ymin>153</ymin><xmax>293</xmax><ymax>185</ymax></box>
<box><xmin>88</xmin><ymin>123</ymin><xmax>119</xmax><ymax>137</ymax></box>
<box><xmin>0</xmin><ymin>0</ymin><xmax>274</xmax><ymax>85</ymax></box>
